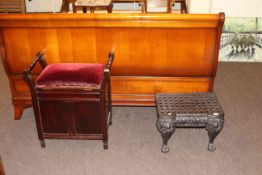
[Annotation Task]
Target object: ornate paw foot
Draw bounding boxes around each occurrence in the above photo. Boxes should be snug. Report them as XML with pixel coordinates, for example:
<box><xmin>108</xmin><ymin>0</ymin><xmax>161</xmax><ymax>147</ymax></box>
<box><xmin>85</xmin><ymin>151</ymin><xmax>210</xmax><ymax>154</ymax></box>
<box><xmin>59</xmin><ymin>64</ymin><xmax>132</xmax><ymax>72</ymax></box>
<box><xmin>206</xmin><ymin>114</ymin><xmax>224</xmax><ymax>152</ymax></box>
<box><xmin>208</xmin><ymin>143</ymin><xmax>216</xmax><ymax>152</ymax></box>
<box><xmin>156</xmin><ymin>118</ymin><xmax>176</xmax><ymax>153</ymax></box>
<box><xmin>161</xmin><ymin>144</ymin><xmax>169</xmax><ymax>153</ymax></box>
<box><xmin>40</xmin><ymin>140</ymin><xmax>45</xmax><ymax>148</ymax></box>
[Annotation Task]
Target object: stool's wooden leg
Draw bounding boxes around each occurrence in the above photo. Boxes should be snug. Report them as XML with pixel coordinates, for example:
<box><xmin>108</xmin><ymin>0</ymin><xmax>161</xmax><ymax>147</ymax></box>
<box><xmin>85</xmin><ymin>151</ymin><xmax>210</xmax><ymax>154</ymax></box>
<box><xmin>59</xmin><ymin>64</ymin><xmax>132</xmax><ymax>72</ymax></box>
<box><xmin>90</xmin><ymin>7</ymin><xmax>94</xmax><ymax>13</ymax></box>
<box><xmin>108</xmin><ymin>78</ymin><xmax>112</xmax><ymax>125</ymax></box>
<box><xmin>101</xmin><ymin>85</ymin><xmax>109</xmax><ymax>150</ymax></box>
<box><xmin>156</xmin><ymin>118</ymin><xmax>175</xmax><ymax>153</ymax></box>
<box><xmin>83</xmin><ymin>7</ymin><xmax>87</xmax><ymax>13</ymax></box>
<box><xmin>109</xmin><ymin>111</ymin><xmax>112</xmax><ymax>126</ymax></box>
<box><xmin>108</xmin><ymin>3</ymin><xmax>113</xmax><ymax>13</ymax></box>
<box><xmin>40</xmin><ymin>140</ymin><xmax>45</xmax><ymax>148</ymax></box>
<box><xmin>103</xmin><ymin>141</ymin><xmax>108</xmax><ymax>149</ymax></box>
<box><xmin>181</xmin><ymin>0</ymin><xmax>187</xmax><ymax>13</ymax></box>
<box><xmin>73</xmin><ymin>4</ymin><xmax>77</xmax><ymax>13</ymax></box>
<box><xmin>206</xmin><ymin>114</ymin><xmax>224</xmax><ymax>151</ymax></box>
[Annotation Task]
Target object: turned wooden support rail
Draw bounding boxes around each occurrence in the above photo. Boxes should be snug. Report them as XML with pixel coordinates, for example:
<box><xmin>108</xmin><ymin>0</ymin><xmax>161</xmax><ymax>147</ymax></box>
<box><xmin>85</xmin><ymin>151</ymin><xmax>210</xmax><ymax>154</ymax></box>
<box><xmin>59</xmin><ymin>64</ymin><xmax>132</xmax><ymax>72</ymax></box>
<box><xmin>104</xmin><ymin>50</ymin><xmax>115</xmax><ymax>77</ymax></box>
<box><xmin>61</xmin><ymin>0</ymin><xmax>76</xmax><ymax>13</ymax></box>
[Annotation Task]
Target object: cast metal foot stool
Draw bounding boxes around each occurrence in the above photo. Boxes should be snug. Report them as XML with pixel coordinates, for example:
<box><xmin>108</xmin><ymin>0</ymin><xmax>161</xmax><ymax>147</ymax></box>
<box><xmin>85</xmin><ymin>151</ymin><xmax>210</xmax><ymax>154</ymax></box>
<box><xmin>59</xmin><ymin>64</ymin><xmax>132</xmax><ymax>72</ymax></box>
<box><xmin>156</xmin><ymin>92</ymin><xmax>224</xmax><ymax>153</ymax></box>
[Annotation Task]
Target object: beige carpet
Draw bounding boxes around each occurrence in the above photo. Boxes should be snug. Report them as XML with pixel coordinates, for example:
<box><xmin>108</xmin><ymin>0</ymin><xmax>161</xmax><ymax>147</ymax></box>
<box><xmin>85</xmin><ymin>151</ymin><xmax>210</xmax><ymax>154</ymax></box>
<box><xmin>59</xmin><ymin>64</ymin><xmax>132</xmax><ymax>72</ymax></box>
<box><xmin>0</xmin><ymin>61</ymin><xmax>262</xmax><ymax>175</ymax></box>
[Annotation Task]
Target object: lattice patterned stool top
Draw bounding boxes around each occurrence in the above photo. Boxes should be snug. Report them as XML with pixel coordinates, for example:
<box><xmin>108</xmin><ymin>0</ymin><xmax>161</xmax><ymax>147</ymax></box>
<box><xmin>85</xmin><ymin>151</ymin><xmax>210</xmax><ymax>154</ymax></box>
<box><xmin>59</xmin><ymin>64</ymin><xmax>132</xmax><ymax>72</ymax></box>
<box><xmin>156</xmin><ymin>92</ymin><xmax>224</xmax><ymax>118</ymax></box>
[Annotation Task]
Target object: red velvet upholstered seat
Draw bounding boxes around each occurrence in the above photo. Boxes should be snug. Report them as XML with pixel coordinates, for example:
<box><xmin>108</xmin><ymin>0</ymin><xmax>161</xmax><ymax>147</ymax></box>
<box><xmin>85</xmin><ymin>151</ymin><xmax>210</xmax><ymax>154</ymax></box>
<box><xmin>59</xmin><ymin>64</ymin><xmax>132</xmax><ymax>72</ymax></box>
<box><xmin>35</xmin><ymin>63</ymin><xmax>105</xmax><ymax>89</ymax></box>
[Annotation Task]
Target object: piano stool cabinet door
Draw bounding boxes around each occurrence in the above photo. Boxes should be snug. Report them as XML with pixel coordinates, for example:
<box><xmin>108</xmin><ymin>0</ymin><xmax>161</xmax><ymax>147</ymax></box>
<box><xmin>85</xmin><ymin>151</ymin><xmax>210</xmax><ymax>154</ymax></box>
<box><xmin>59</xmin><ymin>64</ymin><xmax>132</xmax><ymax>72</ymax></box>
<box><xmin>37</xmin><ymin>97</ymin><xmax>108</xmax><ymax>148</ymax></box>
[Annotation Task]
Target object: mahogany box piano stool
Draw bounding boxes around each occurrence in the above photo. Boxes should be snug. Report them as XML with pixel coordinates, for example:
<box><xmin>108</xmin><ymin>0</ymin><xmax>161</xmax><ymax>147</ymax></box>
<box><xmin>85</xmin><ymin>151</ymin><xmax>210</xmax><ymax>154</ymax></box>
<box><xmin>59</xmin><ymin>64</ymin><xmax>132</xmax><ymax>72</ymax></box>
<box><xmin>23</xmin><ymin>51</ymin><xmax>114</xmax><ymax>149</ymax></box>
<box><xmin>156</xmin><ymin>92</ymin><xmax>224</xmax><ymax>153</ymax></box>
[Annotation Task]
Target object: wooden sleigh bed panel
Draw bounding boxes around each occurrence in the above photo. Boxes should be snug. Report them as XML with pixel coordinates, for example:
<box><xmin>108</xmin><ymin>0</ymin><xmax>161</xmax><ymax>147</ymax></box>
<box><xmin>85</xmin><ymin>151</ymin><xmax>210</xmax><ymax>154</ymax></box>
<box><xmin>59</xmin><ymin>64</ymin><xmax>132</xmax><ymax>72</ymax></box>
<box><xmin>0</xmin><ymin>13</ymin><xmax>225</xmax><ymax>119</ymax></box>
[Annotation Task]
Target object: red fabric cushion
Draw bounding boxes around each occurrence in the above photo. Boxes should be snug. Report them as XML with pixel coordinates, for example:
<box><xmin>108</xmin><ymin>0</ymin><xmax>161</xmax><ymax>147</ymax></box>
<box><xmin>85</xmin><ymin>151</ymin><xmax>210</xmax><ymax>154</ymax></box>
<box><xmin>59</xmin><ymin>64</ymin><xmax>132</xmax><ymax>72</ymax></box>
<box><xmin>35</xmin><ymin>63</ymin><xmax>105</xmax><ymax>89</ymax></box>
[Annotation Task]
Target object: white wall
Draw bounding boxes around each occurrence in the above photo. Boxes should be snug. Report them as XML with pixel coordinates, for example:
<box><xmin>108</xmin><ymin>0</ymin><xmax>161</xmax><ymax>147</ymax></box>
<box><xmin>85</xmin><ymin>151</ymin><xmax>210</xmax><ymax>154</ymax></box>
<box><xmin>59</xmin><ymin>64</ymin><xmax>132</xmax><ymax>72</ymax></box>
<box><xmin>25</xmin><ymin>0</ymin><xmax>62</xmax><ymax>12</ymax></box>
<box><xmin>211</xmin><ymin>0</ymin><xmax>262</xmax><ymax>17</ymax></box>
<box><xmin>185</xmin><ymin>0</ymin><xmax>262</xmax><ymax>16</ymax></box>
<box><xmin>187</xmin><ymin>0</ymin><xmax>211</xmax><ymax>14</ymax></box>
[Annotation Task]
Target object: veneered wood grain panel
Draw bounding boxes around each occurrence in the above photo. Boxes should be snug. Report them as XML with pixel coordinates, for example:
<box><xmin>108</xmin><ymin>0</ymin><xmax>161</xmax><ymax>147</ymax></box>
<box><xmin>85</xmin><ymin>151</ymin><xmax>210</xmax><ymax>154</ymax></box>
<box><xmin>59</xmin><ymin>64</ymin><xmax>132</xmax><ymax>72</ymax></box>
<box><xmin>95</xmin><ymin>28</ymin><xmax>216</xmax><ymax>77</ymax></box>
<box><xmin>4</xmin><ymin>27</ymin><xmax>216</xmax><ymax>76</ymax></box>
<box><xmin>166</xmin><ymin>29</ymin><xmax>217</xmax><ymax>76</ymax></box>
<box><xmin>75</xmin><ymin>102</ymin><xmax>101</xmax><ymax>134</ymax></box>
<box><xmin>3</xmin><ymin>28</ymin><xmax>60</xmax><ymax>73</ymax></box>
<box><xmin>39</xmin><ymin>100</ymin><xmax>70</xmax><ymax>133</ymax></box>
<box><xmin>42</xmin><ymin>29</ymin><xmax>60</xmax><ymax>64</ymax></box>
<box><xmin>56</xmin><ymin>28</ymin><xmax>74</xmax><ymax>63</ymax></box>
<box><xmin>71</xmin><ymin>28</ymin><xmax>97</xmax><ymax>63</ymax></box>
<box><xmin>27</xmin><ymin>29</ymin><xmax>49</xmax><ymax>74</ymax></box>
<box><xmin>12</xmin><ymin>76</ymin><xmax>29</xmax><ymax>93</ymax></box>
<box><xmin>95</xmin><ymin>28</ymin><xmax>130</xmax><ymax>70</ymax></box>
<box><xmin>2</xmin><ymin>28</ymin><xmax>31</xmax><ymax>74</ymax></box>
<box><xmin>128</xmin><ymin>28</ymin><xmax>167</xmax><ymax>75</ymax></box>
<box><xmin>111</xmin><ymin>76</ymin><xmax>210</xmax><ymax>94</ymax></box>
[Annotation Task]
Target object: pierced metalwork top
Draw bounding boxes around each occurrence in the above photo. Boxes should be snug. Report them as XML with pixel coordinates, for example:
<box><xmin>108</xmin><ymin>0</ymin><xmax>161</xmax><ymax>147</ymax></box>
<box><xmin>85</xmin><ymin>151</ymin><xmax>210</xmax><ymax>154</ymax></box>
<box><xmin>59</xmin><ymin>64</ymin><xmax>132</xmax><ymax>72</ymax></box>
<box><xmin>156</xmin><ymin>92</ymin><xmax>224</xmax><ymax>118</ymax></box>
